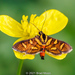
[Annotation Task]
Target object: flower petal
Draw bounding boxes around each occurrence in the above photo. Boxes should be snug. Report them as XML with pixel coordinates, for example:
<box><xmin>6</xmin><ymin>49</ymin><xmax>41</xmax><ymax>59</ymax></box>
<box><xmin>42</xmin><ymin>9</ymin><xmax>68</xmax><ymax>35</ymax></box>
<box><xmin>0</xmin><ymin>15</ymin><xmax>24</xmax><ymax>37</ymax></box>
<box><xmin>13</xmin><ymin>50</ymin><xmax>35</xmax><ymax>60</ymax></box>
<box><xmin>45</xmin><ymin>51</ymin><xmax>67</xmax><ymax>60</ymax></box>
<box><xmin>21</xmin><ymin>15</ymin><xmax>29</xmax><ymax>36</ymax></box>
<box><xmin>27</xmin><ymin>9</ymin><xmax>68</xmax><ymax>36</ymax></box>
<box><xmin>33</xmin><ymin>9</ymin><xmax>68</xmax><ymax>35</ymax></box>
<box><xmin>13</xmin><ymin>37</ymin><xmax>35</xmax><ymax>59</ymax></box>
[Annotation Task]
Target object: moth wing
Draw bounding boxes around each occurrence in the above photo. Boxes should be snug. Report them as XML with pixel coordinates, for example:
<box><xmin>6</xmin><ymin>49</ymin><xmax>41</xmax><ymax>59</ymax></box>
<box><xmin>12</xmin><ymin>36</ymin><xmax>42</xmax><ymax>54</ymax></box>
<box><xmin>45</xmin><ymin>36</ymin><xmax>72</xmax><ymax>55</ymax></box>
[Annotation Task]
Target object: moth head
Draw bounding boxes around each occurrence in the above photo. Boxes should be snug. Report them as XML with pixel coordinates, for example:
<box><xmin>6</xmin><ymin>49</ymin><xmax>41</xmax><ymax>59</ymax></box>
<box><xmin>39</xmin><ymin>31</ymin><xmax>43</xmax><ymax>35</ymax></box>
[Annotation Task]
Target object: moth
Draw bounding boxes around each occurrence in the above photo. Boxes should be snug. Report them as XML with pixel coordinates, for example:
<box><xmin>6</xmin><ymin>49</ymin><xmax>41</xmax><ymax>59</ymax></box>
<box><xmin>12</xmin><ymin>13</ymin><xmax>72</xmax><ymax>60</ymax></box>
<box><xmin>12</xmin><ymin>31</ymin><xmax>72</xmax><ymax>60</ymax></box>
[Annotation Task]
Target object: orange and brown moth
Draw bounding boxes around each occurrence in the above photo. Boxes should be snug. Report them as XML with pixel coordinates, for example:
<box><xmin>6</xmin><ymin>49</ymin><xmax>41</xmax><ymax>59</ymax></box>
<box><xmin>12</xmin><ymin>31</ymin><xmax>72</xmax><ymax>60</ymax></box>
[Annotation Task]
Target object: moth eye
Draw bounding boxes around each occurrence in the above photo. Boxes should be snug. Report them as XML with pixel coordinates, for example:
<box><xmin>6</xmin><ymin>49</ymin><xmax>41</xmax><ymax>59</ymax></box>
<box><xmin>39</xmin><ymin>31</ymin><xmax>43</xmax><ymax>35</ymax></box>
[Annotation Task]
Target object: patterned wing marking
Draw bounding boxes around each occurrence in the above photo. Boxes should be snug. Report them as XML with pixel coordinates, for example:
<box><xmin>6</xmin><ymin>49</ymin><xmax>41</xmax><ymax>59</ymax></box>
<box><xmin>26</xmin><ymin>44</ymin><xmax>42</xmax><ymax>54</ymax></box>
<box><xmin>12</xmin><ymin>36</ymin><xmax>43</xmax><ymax>54</ymax></box>
<box><xmin>45</xmin><ymin>36</ymin><xmax>72</xmax><ymax>55</ymax></box>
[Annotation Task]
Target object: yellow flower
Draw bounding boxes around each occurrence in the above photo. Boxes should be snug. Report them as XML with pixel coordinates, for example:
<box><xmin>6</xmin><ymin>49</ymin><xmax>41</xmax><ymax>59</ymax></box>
<box><xmin>0</xmin><ymin>9</ymin><xmax>68</xmax><ymax>60</ymax></box>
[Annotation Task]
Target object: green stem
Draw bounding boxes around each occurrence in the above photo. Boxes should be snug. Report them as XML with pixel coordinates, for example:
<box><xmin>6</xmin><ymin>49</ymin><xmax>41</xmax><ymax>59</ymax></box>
<box><xmin>17</xmin><ymin>59</ymin><xmax>24</xmax><ymax>75</ymax></box>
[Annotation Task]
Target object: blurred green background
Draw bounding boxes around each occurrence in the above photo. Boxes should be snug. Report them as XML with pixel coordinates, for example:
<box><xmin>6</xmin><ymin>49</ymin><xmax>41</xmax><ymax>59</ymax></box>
<box><xmin>0</xmin><ymin>0</ymin><xmax>75</xmax><ymax>75</ymax></box>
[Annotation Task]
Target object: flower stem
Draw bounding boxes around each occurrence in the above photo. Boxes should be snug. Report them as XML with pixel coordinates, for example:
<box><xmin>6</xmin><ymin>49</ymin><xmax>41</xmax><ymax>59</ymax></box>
<box><xmin>17</xmin><ymin>59</ymin><xmax>24</xmax><ymax>75</ymax></box>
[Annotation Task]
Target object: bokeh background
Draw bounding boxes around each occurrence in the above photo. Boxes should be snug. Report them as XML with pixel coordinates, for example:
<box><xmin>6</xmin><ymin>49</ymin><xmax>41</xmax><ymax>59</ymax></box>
<box><xmin>0</xmin><ymin>0</ymin><xmax>75</xmax><ymax>75</ymax></box>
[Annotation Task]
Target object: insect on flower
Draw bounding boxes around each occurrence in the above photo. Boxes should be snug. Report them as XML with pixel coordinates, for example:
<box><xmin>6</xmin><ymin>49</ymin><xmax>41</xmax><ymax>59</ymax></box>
<box><xmin>12</xmin><ymin>12</ymin><xmax>72</xmax><ymax>60</ymax></box>
<box><xmin>0</xmin><ymin>9</ymin><xmax>72</xmax><ymax>60</ymax></box>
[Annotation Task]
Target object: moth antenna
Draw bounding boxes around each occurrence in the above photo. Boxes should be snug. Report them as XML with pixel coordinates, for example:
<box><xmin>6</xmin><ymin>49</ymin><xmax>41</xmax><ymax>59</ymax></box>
<box><xmin>29</xmin><ymin>22</ymin><xmax>40</xmax><ymax>32</ymax></box>
<box><xmin>41</xmin><ymin>9</ymin><xmax>47</xmax><ymax>31</ymax></box>
<box><xmin>22</xmin><ymin>20</ymin><xmax>40</xmax><ymax>32</ymax></box>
